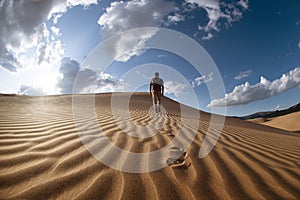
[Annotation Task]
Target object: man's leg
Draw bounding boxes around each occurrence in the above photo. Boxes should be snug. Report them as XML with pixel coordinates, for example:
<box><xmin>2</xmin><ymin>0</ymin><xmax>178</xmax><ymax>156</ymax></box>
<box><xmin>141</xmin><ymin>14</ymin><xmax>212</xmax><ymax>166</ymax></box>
<box><xmin>152</xmin><ymin>92</ymin><xmax>158</xmax><ymax>112</ymax></box>
<box><xmin>157</xmin><ymin>94</ymin><xmax>161</xmax><ymax>112</ymax></box>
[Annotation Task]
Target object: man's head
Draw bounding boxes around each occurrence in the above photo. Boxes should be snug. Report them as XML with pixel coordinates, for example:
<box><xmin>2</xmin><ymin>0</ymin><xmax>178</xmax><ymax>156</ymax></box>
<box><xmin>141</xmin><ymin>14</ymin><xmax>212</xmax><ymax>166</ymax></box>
<box><xmin>155</xmin><ymin>72</ymin><xmax>159</xmax><ymax>77</ymax></box>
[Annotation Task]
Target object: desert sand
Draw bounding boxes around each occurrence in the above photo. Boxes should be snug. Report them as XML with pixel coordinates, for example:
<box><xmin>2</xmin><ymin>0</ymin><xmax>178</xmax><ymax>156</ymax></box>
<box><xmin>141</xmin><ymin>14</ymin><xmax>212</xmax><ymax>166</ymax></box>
<box><xmin>0</xmin><ymin>93</ymin><xmax>299</xmax><ymax>200</ymax></box>
<box><xmin>248</xmin><ymin>111</ymin><xmax>300</xmax><ymax>133</ymax></box>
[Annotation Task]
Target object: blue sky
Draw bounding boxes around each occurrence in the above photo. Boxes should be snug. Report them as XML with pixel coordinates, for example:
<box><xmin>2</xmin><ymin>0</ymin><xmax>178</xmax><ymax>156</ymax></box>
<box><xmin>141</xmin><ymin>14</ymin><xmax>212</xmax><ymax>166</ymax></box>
<box><xmin>0</xmin><ymin>0</ymin><xmax>299</xmax><ymax>116</ymax></box>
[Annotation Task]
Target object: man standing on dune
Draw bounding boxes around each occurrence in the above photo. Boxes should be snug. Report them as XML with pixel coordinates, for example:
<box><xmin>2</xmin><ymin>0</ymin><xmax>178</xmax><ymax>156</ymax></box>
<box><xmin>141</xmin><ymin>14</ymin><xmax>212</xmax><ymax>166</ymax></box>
<box><xmin>150</xmin><ymin>72</ymin><xmax>164</xmax><ymax>113</ymax></box>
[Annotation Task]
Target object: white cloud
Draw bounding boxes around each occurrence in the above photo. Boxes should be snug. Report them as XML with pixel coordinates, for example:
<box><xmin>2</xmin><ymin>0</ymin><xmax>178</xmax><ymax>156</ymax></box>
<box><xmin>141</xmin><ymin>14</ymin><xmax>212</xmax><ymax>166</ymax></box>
<box><xmin>186</xmin><ymin>0</ymin><xmax>220</xmax><ymax>10</ymax></box>
<box><xmin>164</xmin><ymin>81</ymin><xmax>188</xmax><ymax>97</ymax></box>
<box><xmin>98</xmin><ymin>0</ymin><xmax>176</xmax><ymax>62</ymax></box>
<box><xmin>201</xmin><ymin>33</ymin><xmax>213</xmax><ymax>40</ymax></box>
<box><xmin>50</xmin><ymin>26</ymin><xmax>61</xmax><ymax>37</ymax></box>
<box><xmin>0</xmin><ymin>0</ymin><xmax>97</xmax><ymax>73</ymax></box>
<box><xmin>238</xmin><ymin>0</ymin><xmax>249</xmax><ymax>9</ymax></box>
<box><xmin>167</xmin><ymin>13</ymin><xmax>185</xmax><ymax>25</ymax></box>
<box><xmin>102</xmin><ymin>28</ymin><xmax>159</xmax><ymax>62</ymax></box>
<box><xmin>96</xmin><ymin>72</ymin><xmax>128</xmax><ymax>93</ymax></box>
<box><xmin>57</xmin><ymin>57</ymin><xmax>95</xmax><ymax>94</ymax></box>
<box><xmin>298</xmin><ymin>41</ymin><xmax>300</xmax><ymax>49</ymax></box>
<box><xmin>234</xmin><ymin>70</ymin><xmax>252</xmax><ymax>80</ymax></box>
<box><xmin>67</xmin><ymin>0</ymin><xmax>98</xmax><ymax>7</ymax></box>
<box><xmin>187</xmin><ymin>0</ymin><xmax>221</xmax><ymax>33</ymax></box>
<box><xmin>98</xmin><ymin>0</ymin><xmax>175</xmax><ymax>35</ymax></box>
<box><xmin>36</xmin><ymin>34</ymin><xmax>64</xmax><ymax>66</ymax></box>
<box><xmin>52</xmin><ymin>13</ymin><xmax>63</xmax><ymax>24</ymax></box>
<box><xmin>208</xmin><ymin>67</ymin><xmax>300</xmax><ymax>107</ymax></box>
<box><xmin>185</xmin><ymin>0</ymin><xmax>249</xmax><ymax>39</ymax></box>
<box><xmin>19</xmin><ymin>85</ymin><xmax>47</xmax><ymax>96</ymax></box>
<box><xmin>192</xmin><ymin>72</ymin><xmax>213</xmax><ymax>87</ymax></box>
<box><xmin>157</xmin><ymin>54</ymin><xmax>167</xmax><ymax>58</ymax></box>
<box><xmin>49</xmin><ymin>0</ymin><xmax>97</xmax><ymax>14</ymax></box>
<box><xmin>56</xmin><ymin>57</ymin><xmax>127</xmax><ymax>94</ymax></box>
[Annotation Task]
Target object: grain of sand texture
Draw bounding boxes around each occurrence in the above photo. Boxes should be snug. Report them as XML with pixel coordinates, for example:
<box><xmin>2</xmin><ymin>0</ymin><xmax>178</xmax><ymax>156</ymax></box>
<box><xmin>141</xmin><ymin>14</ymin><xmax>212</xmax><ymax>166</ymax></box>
<box><xmin>0</xmin><ymin>93</ymin><xmax>299</xmax><ymax>200</ymax></box>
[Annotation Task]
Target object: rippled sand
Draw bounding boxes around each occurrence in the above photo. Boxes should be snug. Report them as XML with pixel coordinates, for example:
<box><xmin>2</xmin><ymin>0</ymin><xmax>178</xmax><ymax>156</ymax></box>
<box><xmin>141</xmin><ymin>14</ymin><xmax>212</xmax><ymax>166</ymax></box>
<box><xmin>0</xmin><ymin>93</ymin><xmax>299</xmax><ymax>199</ymax></box>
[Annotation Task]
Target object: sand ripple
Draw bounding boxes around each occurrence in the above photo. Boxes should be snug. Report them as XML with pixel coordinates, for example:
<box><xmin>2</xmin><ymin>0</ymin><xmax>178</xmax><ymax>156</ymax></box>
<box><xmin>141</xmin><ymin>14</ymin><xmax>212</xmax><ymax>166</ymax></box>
<box><xmin>0</xmin><ymin>93</ymin><xmax>299</xmax><ymax>199</ymax></box>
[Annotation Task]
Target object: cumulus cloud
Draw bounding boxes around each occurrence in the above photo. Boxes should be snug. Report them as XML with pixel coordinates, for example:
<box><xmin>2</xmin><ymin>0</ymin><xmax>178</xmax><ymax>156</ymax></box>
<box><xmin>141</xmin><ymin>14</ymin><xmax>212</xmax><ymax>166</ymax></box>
<box><xmin>96</xmin><ymin>72</ymin><xmax>128</xmax><ymax>93</ymax></box>
<box><xmin>185</xmin><ymin>0</ymin><xmax>249</xmax><ymax>40</ymax></box>
<box><xmin>192</xmin><ymin>72</ymin><xmax>213</xmax><ymax>87</ymax></box>
<box><xmin>167</xmin><ymin>13</ymin><xmax>185</xmax><ymax>25</ymax></box>
<box><xmin>98</xmin><ymin>0</ymin><xmax>177</xmax><ymax>62</ymax></box>
<box><xmin>57</xmin><ymin>57</ymin><xmax>94</xmax><ymax>93</ymax></box>
<box><xmin>67</xmin><ymin>0</ymin><xmax>98</xmax><ymax>7</ymax></box>
<box><xmin>208</xmin><ymin>67</ymin><xmax>300</xmax><ymax>107</ymax></box>
<box><xmin>98</xmin><ymin>0</ymin><xmax>175</xmax><ymax>35</ymax></box>
<box><xmin>50</xmin><ymin>26</ymin><xmax>61</xmax><ymax>37</ymax></box>
<box><xmin>19</xmin><ymin>85</ymin><xmax>47</xmax><ymax>96</ymax></box>
<box><xmin>102</xmin><ymin>28</ymin><xmax>160</xmax><ymax>62</ymax></box>
<box><xmin>238</xmin><ymin>0</ymin><xmax>249</xmax><ymax>9</ymax></box>
<box><xmin>56</xmin><ymin>57</ymin><xmax>127</xmax><ymax>94</ymax></box>
<box><xmin>0</xmin><ymin>0</ymin><xmax>97</xmax><ymax>72</ymax></box>
<box><xmin>164</xmin><ymin>81</ymin><xmax>188</xmax><ymax>97</ymax></box>
<box><xmin>234</xmin><ymin>70</ymin><xmax>252</xmax><ymax>80</ymax></box>
<box><xmin>201</xmin><ymin>33</ymin><xmax>213</xmax><ymax>40</ymax></box>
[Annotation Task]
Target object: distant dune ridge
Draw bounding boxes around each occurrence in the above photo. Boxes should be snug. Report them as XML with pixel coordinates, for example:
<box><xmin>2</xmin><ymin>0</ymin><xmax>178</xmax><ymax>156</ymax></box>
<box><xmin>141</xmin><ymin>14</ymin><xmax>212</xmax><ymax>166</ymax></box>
<box><xmin>0</xmin><ymin>93</ymin><xmax>299</xmax><ymax>199</ymax></box>
<box><xmin>240</xmin><ymin>102</ymin><xmax>300</xmax><ymax>120</ymax></box>
<box><xmin>248</xmin><ymin>111</ymin><xmax>300</xmax><ymax>133</ymax></box>
<box><xmin>241</xmin><ymin>102</ymin><xmax>300</xmax><ymax>132</ymax></box>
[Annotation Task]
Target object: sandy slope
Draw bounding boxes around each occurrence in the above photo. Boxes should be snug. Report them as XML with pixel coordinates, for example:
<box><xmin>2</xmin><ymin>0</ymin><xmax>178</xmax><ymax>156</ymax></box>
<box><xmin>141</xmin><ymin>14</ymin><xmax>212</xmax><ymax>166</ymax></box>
<box><xmin>0</xmin><ymin>93</ymin><xmax>299</xmax><ymax>200</ymax></box>
<box><xmin>248</xmin><ymin>111</ymin><xmax>300</xmax><ymax>132</ymax></box>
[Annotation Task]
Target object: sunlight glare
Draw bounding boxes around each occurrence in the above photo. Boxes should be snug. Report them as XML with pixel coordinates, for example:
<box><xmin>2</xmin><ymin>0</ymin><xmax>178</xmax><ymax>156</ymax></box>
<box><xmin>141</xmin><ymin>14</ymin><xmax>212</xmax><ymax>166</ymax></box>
<box><xmin>31</xmin><ymin>68</ymin><xmax>59</xmax><ymax>95</ymax></box>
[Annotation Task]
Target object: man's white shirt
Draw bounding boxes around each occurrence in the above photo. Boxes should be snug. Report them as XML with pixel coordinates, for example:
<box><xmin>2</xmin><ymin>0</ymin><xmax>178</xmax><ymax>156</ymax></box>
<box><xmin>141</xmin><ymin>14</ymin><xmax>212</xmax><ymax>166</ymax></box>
<box><xmin>151</xmin><ymin>77</ymin><xmax>163</xmax><ymax>85</ymax></box>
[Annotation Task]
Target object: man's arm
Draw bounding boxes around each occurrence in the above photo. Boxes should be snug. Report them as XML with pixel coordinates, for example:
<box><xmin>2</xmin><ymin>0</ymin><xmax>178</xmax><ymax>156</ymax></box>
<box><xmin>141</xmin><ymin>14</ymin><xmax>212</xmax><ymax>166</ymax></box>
<box><xmin>161</xmin><ymin>85</ymin><xmax>164</xmax><ymax>96</ymax></box>
<box><xmin>149</xmin><ymin>83</ymin><xmax>152</xmax><ymax>95</ymax></box>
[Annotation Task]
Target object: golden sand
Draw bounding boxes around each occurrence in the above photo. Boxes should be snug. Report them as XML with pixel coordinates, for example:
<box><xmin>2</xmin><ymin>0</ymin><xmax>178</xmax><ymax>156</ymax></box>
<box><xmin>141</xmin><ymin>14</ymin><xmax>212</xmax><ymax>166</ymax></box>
<box><xmin>248</xmin><ymin>111</ymin><xmax>300</xmax><ymax>133</ymax></box>
<box><xmin>0</xmin><ymin>93</ymin><xmax>299</xmax><ymax>199</ymax></box>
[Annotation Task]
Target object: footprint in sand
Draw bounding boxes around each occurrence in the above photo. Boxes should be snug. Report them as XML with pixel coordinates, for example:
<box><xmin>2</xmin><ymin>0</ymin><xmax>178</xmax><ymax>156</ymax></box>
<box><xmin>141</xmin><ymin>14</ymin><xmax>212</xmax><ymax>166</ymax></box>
<box><xmin>166</xmin><ymin>147</ymin><xmax>191</xmax><ymax>168</ymax></box>
<box><xmin>167</xmin><ymin>133</ymin><xmax>175</xmax><ymax>137</ymax></box>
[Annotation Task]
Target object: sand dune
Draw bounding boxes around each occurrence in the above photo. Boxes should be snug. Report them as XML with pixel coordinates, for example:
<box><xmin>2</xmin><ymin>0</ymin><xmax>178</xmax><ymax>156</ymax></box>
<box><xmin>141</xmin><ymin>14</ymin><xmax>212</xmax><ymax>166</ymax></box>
<box><xmin>0</xmin><ymin>93</ymin><xmax>299</xmax><ymax>199</ymax></box>
<box><xmin>248</xmin><ymin>111</ymin><xmax>300</xmax><ymax>133</ymax></box>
